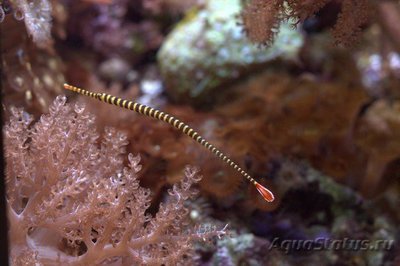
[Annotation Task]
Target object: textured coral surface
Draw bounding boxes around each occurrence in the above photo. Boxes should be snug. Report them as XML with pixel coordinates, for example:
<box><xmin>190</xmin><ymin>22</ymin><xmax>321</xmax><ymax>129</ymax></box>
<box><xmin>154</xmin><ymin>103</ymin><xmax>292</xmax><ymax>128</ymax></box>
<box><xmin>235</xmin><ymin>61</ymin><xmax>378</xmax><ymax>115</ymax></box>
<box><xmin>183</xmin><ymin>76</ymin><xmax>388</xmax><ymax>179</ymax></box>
<box><xmin>5</xmin><ymin>97</ymin><xmax>225</xmax><ymax>265</ymax></box>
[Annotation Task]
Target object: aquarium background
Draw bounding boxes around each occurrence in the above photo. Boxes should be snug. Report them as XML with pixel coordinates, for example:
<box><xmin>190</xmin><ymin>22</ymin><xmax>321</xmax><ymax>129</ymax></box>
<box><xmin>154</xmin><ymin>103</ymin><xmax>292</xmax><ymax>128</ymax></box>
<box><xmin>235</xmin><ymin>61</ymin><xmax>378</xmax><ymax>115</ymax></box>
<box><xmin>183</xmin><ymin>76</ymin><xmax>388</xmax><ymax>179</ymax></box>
<box><xmin>1</xmin><ymin>0</ymin><xmax>399</xmax><ymax>265</ymax></box>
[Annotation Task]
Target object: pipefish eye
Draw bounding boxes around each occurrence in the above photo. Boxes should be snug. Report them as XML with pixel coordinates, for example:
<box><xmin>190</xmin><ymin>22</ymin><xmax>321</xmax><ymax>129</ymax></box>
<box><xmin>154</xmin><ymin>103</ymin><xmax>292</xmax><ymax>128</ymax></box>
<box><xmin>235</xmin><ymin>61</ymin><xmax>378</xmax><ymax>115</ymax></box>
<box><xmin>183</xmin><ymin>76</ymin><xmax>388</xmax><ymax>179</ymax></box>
<box><xmin>63</xmin><ymin>83</ymin><xmax>275</xmax><ymax>203</ymax></box>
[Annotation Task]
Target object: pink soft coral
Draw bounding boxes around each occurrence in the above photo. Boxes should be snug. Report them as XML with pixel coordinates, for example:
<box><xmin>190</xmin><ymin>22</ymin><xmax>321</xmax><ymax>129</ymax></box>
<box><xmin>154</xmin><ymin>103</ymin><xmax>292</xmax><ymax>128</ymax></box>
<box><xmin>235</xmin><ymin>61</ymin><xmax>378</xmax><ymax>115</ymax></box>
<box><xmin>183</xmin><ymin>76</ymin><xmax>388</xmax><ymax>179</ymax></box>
<box><xmin>5</xmin><ymin>95</ymin><xmax>226</xmax><ymax>265</ymax></box>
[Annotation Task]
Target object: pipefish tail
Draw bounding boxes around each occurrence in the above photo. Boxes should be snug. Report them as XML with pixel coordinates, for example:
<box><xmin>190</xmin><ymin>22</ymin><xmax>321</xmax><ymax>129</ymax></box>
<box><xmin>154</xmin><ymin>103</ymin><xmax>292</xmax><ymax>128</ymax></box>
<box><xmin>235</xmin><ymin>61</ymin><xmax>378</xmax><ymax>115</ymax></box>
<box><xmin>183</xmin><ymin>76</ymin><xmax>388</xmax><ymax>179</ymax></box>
<box><xmin>63</xmin><ymin>83</ymin><xmax>274</xmax><ymax>202</ymax></box>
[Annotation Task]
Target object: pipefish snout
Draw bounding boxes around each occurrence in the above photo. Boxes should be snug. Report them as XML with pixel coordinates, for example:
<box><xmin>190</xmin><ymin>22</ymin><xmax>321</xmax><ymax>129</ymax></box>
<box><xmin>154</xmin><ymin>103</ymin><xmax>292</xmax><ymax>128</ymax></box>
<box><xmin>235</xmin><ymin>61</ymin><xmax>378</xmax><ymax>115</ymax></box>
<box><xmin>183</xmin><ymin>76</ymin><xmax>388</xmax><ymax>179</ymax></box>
<box><xmin>63</xmin><ymin>83</ymin><xmax>274</xmax><ymax>202</ymax></box>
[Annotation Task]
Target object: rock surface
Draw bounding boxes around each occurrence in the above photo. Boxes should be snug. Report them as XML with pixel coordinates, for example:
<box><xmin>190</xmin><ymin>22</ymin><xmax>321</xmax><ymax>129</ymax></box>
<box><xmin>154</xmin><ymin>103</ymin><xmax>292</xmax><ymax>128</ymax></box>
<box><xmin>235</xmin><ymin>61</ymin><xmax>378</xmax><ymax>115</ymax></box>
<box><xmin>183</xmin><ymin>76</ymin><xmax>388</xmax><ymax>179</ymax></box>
<box><xmin>157</xmin><ymin>0</ymin><xmax>303</xmax><ymax>104</ymax></box>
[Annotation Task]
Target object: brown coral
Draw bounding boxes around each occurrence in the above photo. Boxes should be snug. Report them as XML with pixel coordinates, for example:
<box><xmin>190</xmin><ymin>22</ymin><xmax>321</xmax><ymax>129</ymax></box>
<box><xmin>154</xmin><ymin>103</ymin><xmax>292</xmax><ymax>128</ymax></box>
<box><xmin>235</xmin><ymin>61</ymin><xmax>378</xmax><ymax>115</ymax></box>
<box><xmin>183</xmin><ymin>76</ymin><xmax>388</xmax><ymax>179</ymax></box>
<box><xmin>354</xmin><ymin>99</ymin><xmax>400</xmax><ymax>197</ymax></box>
<box><xmin>241</xmin><ymin>0</ymin><xmax>282</xmax><ymax>46</ymax></box>
<box><xmin>241</xmin><ymin>0</ymin><xmax>373</xmax><ymax>46</ymax></box>
<box><xmin>331</xmin><ymin>0</ymin><xmax>371</xmax><ymax>46</ymax></box>
<box><xmin>286</xmin><ymin>0</ymin><xmax>330</xmax><ymax>23</ymax></box>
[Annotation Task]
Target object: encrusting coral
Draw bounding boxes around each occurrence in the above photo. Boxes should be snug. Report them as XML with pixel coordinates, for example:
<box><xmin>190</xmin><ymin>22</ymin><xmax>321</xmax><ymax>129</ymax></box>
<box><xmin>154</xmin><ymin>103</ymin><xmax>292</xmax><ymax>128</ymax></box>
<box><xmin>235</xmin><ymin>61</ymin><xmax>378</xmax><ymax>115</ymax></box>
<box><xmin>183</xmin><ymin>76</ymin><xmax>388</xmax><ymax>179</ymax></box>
<box><xmin>4</xmin><ymin>96</ymin><xmax>226</xmax><ymax>265</ymax></box>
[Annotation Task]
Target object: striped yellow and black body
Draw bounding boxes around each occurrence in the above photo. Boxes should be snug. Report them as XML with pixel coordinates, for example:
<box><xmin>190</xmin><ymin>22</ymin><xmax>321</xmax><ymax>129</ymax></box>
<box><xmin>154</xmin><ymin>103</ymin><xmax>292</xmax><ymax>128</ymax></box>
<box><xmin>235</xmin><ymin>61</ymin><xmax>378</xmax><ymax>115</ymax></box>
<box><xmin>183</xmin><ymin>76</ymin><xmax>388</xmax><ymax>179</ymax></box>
<box><xmin>63</xmin><ymin>83</ymin><xmax>274</xmax><ymax>202</ymax></box>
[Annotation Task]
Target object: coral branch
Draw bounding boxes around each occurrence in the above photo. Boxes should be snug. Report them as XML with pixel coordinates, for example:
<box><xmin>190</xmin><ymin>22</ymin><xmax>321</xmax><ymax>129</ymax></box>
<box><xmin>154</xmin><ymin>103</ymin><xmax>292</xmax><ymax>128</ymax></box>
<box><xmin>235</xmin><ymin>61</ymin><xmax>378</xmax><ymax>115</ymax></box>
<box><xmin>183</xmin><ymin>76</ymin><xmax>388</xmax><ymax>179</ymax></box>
<box><xmin>5</xmin><ymin>96</ymin><xmax>226</xmax><ymax>265</ymax></box>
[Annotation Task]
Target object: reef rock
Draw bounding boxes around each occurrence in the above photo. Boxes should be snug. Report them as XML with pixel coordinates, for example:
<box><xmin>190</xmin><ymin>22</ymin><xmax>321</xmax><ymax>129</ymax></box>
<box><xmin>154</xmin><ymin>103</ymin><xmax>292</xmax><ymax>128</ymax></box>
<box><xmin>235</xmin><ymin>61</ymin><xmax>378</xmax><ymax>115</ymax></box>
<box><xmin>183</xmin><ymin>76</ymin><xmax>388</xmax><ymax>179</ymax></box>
<box><xmin>157</xmin><ymin>0</ymin><xmax>303</xmax><ymax>104</ymax></box>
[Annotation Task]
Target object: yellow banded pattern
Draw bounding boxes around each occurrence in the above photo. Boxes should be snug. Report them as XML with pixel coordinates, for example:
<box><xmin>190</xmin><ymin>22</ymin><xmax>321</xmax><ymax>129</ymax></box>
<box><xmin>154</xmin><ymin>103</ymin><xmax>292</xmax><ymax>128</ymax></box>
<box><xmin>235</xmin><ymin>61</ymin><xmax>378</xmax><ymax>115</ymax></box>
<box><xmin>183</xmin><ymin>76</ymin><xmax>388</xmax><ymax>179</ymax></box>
<box><xmin>63</xmin><ymin>83</ymin><xmax>275</xmax><ymax>202</ymax></box>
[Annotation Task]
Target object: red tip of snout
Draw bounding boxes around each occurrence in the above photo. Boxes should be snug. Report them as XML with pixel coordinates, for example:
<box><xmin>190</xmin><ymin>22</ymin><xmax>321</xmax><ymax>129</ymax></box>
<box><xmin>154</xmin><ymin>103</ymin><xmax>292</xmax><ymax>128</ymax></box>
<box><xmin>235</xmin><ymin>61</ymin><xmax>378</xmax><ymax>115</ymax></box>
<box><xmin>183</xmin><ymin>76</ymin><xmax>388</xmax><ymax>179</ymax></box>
<box><xmin>255</xmin><ymin>182</ymin><xmax>275</xmax><ymax>202</ymax></box>
<box><xmin>63</xmin><ymin>83</ymin><xmax>72</xmax><ymax>90</ymax></box>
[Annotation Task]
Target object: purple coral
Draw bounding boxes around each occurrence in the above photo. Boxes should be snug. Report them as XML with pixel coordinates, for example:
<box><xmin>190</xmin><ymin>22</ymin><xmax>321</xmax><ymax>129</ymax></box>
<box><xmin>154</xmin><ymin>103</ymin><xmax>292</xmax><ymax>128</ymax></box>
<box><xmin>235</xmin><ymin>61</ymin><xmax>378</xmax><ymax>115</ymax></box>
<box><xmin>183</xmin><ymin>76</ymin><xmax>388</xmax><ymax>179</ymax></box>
<box><xmin>5</xmin><ymin>96</ymin><xmax>226</xmax><ymax>265</ymax></box>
